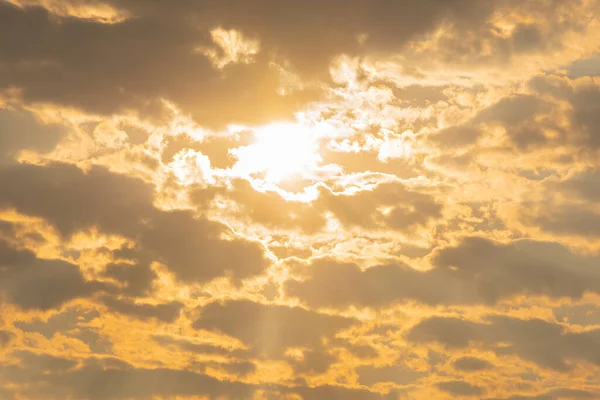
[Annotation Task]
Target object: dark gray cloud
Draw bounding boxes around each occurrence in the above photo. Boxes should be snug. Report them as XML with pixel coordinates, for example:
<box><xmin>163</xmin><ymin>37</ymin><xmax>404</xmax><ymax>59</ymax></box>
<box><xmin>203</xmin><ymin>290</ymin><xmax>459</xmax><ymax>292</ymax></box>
<box><xmin>564</xmin><ymin>52</ymin><xmax>600</xmax><ymax>78</ymax></box>
<box><xmin>2</xmin><ymin>1</ymin><xmax>600</xmax><ymax>398</ymax></box>
<box><xmin>280</xmin><ymin>384</ymin><xmax>393</xmax><ymax>400</ymax></box>
<box><xmin>1</xmin><ymin>352</ymin><xmax>255</xmax><ymax>400</ymax></box>
<box><xmin>290</xmin><ymin>347</ymin><xmax>338</xmax><ymax>375</ymax></box>
<box><xmin>407</xmin><ymin>315</ymin><xmax>600</xmax><ymax>371</ymax></box>
<box><xmin>212</xmin><ymin>360</ymin><xmax>256</xmax><ymax>377</ymax></box>
<box><xmin>0</xmin><ymin>107</ymin><xmax>67</xmax><ymax>164</ymax></box>
<box><xmin>319</xmin><ymin>181</ymin><xmax>442</xmax><ymax>232</ymax></box>
<box><xmin>356</xmin><ymin>364</ymin><xmax>425</xmax><ymax>386</ymax></box>
<box><xmin>531</xmin><ymin>204</ymin><xmax>600</xmax><ymax>238</ymax></box>
<box><xmin>192</xmin><ymin>300</ymin><xmax>357</xmax><ymax>358</ymax></box>
<box><xmin>452</xmin><ymin>356</ymin><xmax>494</xmax><ymax>372</ymax></box>
<box><xmin>7</xmin><ymin>0</ymin><xmax>563</xmax><ymax>130</ymax></box>
<box><xmin>102</xmin><ymin>0</ymin><xmax>495</xmax><ymax>77</ymax></box>
<box><xmin>101</xmin><ymin>262</ymin><xmax>156</xmax><ymax>297</ymax></box>
<box><xmin>507</xmin><ymin>167</ymin><xmax>600</xmax><ymax>239</ymax></box>
<box><xmin>14</xmin><ymin>307</ymin><xmax>99</xmax><ymax>338</ymax></box>
<box><xmin>155</xmin><ymin>333</ymin><xmax>338</xmax><ymax>376</ymax></box>
<box><xmin>558</xmin><ymin>168</ymin><xmax>600</xmax><ymax>202</ymax></box>
<box><xmin>430</xmin><ymin>125</ymin><xmax>482</xmax><ymax>148</ymax></box>
<box><xmin>529</xmin><ymin>74</ymin><xmax>600</xmax><ymax>149</ymax></box>
<box><xmin>152</xmin><ymin>334</ymin><xmax>246</xmax><ymax>358</ymax></box>
<box><xmin>431</xmin><ymin>72</ymin><xmax>600</xmax><ymax>153</ymax></box>
<box><xmin>486</xmin><ymin>388</ymin><xmax>598</xmax><ymax>400</ymax></box>
<box><xmin>436</xmin><ymin>380</ymin><xmax>484</xmax><ymax>397</ymax></box>
<box><xmin>138</xmin><ymin>210</ymin><xmax>269</xmax><ymax>284</ymax></box>
<box><xmin>100</xmin><ymin>296</ymin><xmax>183</xmax><ymax>322</ymax></box>
<box><xmin>0</xmin><ymin>240</ymin><xmax>108</xmax><ymax>310</ymax></box>
<box><xmin>0</xmin><ymin>1</ymin><xmax>320</xmax><ymax>129</ymax></box>
<box><xmin>432</xmin><ymin>94</ymin><xmax>554</xmax><ymax>151</ymax></box>
<box><xmin>0</xmin><ymin>162</ymin><xmax>155</xmax><ymax>238</ymax></box>
<box><xmin>286</xmin><ymin>237</ymin><xmax>600</xmax><ymax>308</ymax></box>
<box><xmin>0</xmin><ymin>351</ymin><xmax>387</xmax><ymax>400</ymax></box>
<box><xmin>0</xmin><ymin>162</ymin><xmax>270</xmax><ymax>284</ymax></box>
<box><xmin>12</xmin><ymin>307</ymin><xmax>112</xmax><ymax>353</ymax></box>
<box><xmin>0</xmin><ymin>329</ymin><xmax>15</xmax><ymax>348</ymax></box>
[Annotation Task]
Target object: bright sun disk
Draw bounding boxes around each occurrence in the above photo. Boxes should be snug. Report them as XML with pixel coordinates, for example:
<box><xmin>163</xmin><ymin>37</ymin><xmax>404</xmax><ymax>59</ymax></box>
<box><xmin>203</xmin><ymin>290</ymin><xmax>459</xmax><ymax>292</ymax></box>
<box><xmin>231</xmin><ymin>123</ymin><xmax>321</xmax><ymax>183</ymax></box>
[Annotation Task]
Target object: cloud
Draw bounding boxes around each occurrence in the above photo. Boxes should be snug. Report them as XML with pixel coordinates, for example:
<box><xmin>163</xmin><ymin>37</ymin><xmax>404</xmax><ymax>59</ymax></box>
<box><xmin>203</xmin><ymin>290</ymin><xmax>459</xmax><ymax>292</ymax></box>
<box><xmin>356</xmin><ymin>364</ymin><xmax>425</xmax><ymax>386</ymax></box>
<box><xmin>101</xmin><ymin>262</ymin><xmax>156</xmax><ymax>297</ymax></box>
<box><xmin>152</xmin><ymin>334</ymin><xmax>245</xmax><ymax>358</ymax></box>
<box><xmin>558</xmin><ymin>168</ymin><xmax>600</xmax><ymax>202</ymax></box>
<box><xmin>452</xmin><ymin>356</ymin><xmax>494</xmax><ymax>372</ymax></box>
<box><xmin>14</xmin><ymin>307</ymin><xmax>112</xmax><ymax>353</ymax></box>
<box><xmin>436</xmin><ymin>380</ymin><xmax>484</xmax><ymax>397</ymax></box>
<box><xmin>0</xmin><ymin>351</ymin><xmax>388</xmax><ymax>400</ymax></box>
<box><xmin>0</xmin><ymin>240</ymin><xmax>107</xmax><ymax>310</ymax></box>
<box><xmin>486</xmin><ymin>388</ymin><xmax>598</xmax><ymax>400</ymax></box>
<box><xmin>0</xmin><ymin>330</ymin><xmax>15</xmax><ymax>347</ymax></box>
<box><xmin>528</xmin><ymin>74</ymin><xmax>600</xmax><ymax>150</ymax></box>
<box><xmin>100</xmin><ymin>0</ymin><xmax>495</xmax><ymax>77</ymax></box>
<box><xmin>100</xmin><ymin>296</ymin><xmax>183</xmax><ymax>322</ymax></box>
<box><xmin>5</xmin><ymin>0</ymin><xmax>129</xmax><ymax>23</ymax></box>
<box><xmin>0</xmin><ymin>162</ymin><xmax>270</xmax><ymax>284</ymax></box>
<box><xmin>286</xmin><ymin>236</ymin><xmax>600</xmax><ymax>308</ymax></box>
<box><xmin>1</xmin><ymin>352</ymin><xmax>256</xmax><ymax>400</ymax></box>
<box><xmin>0</xmin><ymin>107</ymin><xmax>67</xmax><ymax>164</ymax></box>
<box><xmin>192</xmin><ymin>300</ymin><xmax>357</xmax><ymax>359</ymax></box>
<box><xmin>407</xmin><ymin>315</ymin><xmax>600</xmax><ymax>371</ymax></box>
<box><xmin>319</xmin><ymin>181</ymin><xmax>442</xmax><ymax>232</ymax></box>
<box><xmin>2</xmin><ymin>1</ymin><xmax>600</xmax><ymax>398</ymax></box>
<box><xmin>0</xmin><ymin>162</ymin><xmax>155</xmax><ymax>238</ymax></box>
<box><xmin>0</xmin><ymin>1</ymin><xmax>320</xmax><ymax>129</ymax></box>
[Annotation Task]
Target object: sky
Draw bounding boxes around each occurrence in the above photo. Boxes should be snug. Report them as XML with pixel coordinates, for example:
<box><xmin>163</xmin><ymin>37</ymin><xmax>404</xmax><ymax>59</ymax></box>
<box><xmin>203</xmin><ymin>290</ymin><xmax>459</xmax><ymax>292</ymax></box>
<box><xmin>1</xmin><ymin>0</ymin><xmax>600</xmax><ymax>399</ymax></box>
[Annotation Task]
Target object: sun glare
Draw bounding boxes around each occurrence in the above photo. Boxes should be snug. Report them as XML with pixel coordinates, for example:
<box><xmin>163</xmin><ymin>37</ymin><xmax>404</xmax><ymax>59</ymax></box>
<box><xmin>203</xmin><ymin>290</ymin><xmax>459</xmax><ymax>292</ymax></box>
<box><xmin>230</xmin><ymin>123</ymin><xmax>321</xmax><ymax>183</ymax></box>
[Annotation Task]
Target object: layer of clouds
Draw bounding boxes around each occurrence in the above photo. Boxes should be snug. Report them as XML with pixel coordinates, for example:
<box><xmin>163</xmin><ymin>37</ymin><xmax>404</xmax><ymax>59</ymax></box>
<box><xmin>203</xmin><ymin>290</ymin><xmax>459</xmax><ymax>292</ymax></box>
<box><xmin>0</xmin><ymin>162</ymin><xmax>270</xmax><ymax>284</ymax></box>
<box><xmin>286</xmin><ymin>237</ymin><xmax>600</xmax><ymax>308</ymax></box>
<box><xmin>1</xmin><ymin>0</ymin><xmax>600</xmax><ymax>398</ymax></box>
<box><xmin>193</xmin><ymin>300</ymin><xmax>357</xmax><ymax>359</ymax></box>
<box><xmin>0</xmin><ymin>106</ymin><xmax>67</xmax><ymax>164</ymax></box>
<box><xmin>0</xmin><ymin>240</ymin><xmax>107</xmax><ymax>310</ymax></box>
<box><xmin>408</xmin><ymin>315</ymin><xmax>600</xmax><ymax>371</ymax></box>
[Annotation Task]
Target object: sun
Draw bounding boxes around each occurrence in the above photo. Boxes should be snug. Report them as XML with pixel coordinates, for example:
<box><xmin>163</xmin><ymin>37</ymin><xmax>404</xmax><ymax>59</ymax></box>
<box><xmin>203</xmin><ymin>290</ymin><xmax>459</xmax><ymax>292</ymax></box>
<box><xmin>230</xmin><ymin>123</ymin><xmax>321</xmax><ymax>183</ymax></box>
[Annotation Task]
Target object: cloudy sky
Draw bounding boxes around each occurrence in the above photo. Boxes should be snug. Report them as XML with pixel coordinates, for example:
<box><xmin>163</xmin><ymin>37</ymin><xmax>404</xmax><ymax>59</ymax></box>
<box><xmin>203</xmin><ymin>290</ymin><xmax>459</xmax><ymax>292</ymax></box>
<box><xmin>1</xmin><ymin>0</ymin><xmax>600</xmax><ymax>399</ymax></box>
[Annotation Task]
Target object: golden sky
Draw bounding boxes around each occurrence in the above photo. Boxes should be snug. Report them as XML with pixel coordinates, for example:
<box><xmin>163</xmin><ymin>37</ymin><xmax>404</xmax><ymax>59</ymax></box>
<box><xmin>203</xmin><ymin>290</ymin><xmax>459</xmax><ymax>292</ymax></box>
<box><xmin>1</xmin><ymin>1</ymin><xmax>600</xmax><ymax>399</ymax></box>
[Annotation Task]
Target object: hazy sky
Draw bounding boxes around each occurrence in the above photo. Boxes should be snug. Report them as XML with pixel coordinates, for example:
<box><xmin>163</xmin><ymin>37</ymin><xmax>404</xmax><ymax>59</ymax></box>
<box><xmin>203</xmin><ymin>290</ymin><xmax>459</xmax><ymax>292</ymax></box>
<box><xmin>1</xmin><ymin>1</ymin><xmax>600</xmax><ymax>399</ymax></box>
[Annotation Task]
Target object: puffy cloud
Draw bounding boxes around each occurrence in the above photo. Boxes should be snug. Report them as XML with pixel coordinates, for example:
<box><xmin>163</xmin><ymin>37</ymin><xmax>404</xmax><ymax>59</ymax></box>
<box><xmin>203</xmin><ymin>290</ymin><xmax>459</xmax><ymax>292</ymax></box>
<box><xmin>137</xmin><ymin>210</ymin><xmax>269</xmax><ymax>283</ymax></box>
<box><xmin>0</xmin><ymin>330</ymin><xmax>15</xmax><ymax>347</ymax></box>
<box><xmin>0</xmin><ymin>1</ymin><xmax>319</xmax><ymax>129</ymax></box>
<box><xmin>0</xmin><ymin>162</ymin><xmax>270</xmax><ymax>284</ymax></box>
<box><xmin>192</xmin><ymin>300</ymin><xmax>357</xmax><ymax>359</ymax></box>
<box><xmin>191</xmin><ymin>179</ymin><xmax>443</xmax><ymax>235</ymax></box>
<box><xmin>100</xmin><ymin>0</ymin><xmax>495</xmax><ymax>77</ymax></box>
<box><xmin>408</xmin><ymin>315</ymin><xmax>600</xmax><ymax>371</ymax></box>
<box><xmin>452</xmin><ymin>356</ymin><xmax>495</xmax><ymax>372</ymax></box>
<box><xmin>0</xmin><ymin>162</ymin><xmax>155</xmax><ymax>238</ymax></box>
<box><xmin>0</xmin><ymin>351</ymin><xmax>388</xmax><ymax>400</ymax></box>
<box><xmin>286</xmin><ymin>237</ymin><xmax>600</xmax><ymax>308</ymax></box>
<box><xmin>2</xmin><ymin>1</ymin><xmax>600</xmax><ymax>398</ymax></box>
<box><xmin>486</xmin><ymin>388</ymin><xmax>598</xmax><ymax>400</ymax></box>
<box><xmin>101</xmin><ymin>262</ymin><xmax>156</xmax><ymax>297</ymax></box>
<box><xmin>0</xmin><ymin>107</ymin><xmax>67</xmax><ymax>164</ymax></box>
<box><xmin>0</xmin><ymin>352</ymin><xmax>256</xmax><ymax>400</ymax></box>
<box><xmin>0</xmin><ymin>240</ymin><xmax>107</xmax><ymax>310</ymax></box>
<box><xmin>436</xmin><ymin>380</ymin><xmax>484</xmax><ymax>397</ymax></box>
<box><xmin>99</xmin><ymin>296</ymin><xmax>183</xmax><ymax>322</ymax></box>
<box><xmin>356</xmin><ymin>364</ymin><xmax>425</xmax><ymax>386</ymax></box>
